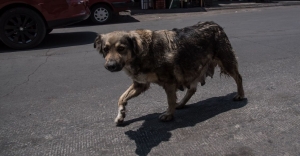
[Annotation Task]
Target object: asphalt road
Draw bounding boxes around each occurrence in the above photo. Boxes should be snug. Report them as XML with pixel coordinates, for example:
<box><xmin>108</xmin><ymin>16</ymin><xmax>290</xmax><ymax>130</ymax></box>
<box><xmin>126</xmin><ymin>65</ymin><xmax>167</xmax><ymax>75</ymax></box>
<box><xmin>1</xmin><ymin>6</ymin><xmax>300</xmax><ymax>156</ymax></box>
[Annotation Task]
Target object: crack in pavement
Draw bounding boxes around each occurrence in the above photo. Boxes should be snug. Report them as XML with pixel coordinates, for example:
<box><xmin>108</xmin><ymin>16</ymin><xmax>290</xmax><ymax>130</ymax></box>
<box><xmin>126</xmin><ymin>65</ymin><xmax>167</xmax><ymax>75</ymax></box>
<box><xmin>83</xmin><ymin>50</ymin><xmax>90</xmax><ymax>62</ymax></box>
<box><xmin>1</xmin><ymin>80</ymin><xmax>10</xmax><ymax>88</ymax></box>
<box><xmin>1</xmin><ymin>49</ymin><xmax>52</xmax><ymax>98</ymax></box>
<box><xmin>231</xmin><ymin>32</ymin><xmax>300</xmax><ymax>38</ymax></box>
<box><xmin>230</xmin><ymin>35</ymin><xmax>297</xmax><ymax>54</ymax></box>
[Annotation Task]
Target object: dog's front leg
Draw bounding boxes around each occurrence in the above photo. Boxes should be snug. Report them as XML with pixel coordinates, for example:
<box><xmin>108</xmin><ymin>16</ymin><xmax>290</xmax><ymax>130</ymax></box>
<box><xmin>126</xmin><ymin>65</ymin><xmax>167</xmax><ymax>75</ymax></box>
<box><xmin>159</xmin><ymin>84</ymin><xmax>177</xmax><ymax>121</ymax></box>
<box><xmin>115</xmin><ymin>82</ymin><xmax>150</xmax><ymax>125</ymax></box>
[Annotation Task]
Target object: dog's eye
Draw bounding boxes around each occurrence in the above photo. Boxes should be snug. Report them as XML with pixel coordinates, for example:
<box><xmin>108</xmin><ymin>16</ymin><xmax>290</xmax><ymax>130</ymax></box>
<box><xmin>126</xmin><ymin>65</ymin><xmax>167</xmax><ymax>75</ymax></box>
<box><xmin>103</xmin><ymin>47</ymin><xmax>109</xmax><ymax>52</ymax></box>
<box><xmin>117</xmin><ymin>47</ymin><xmax>125</xmax><ymax>52</ymax></box>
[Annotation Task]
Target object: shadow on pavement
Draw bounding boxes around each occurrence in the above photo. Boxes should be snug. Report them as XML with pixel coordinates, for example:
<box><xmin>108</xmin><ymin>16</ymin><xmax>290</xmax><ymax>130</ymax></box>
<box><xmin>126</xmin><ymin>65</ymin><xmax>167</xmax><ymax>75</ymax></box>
<box><xmin>124</xmin><ymin>93</ymin><xmax>248</xmax><ymax>156</ymax></box>
<box><xmin>39</xmin><ymin>31</ymin><xmax>98</xmax><ymax>49</ymax></box>
<box><xmin>66</xmin><ymin>14</ymin><xmax>140</xmax><ymax>28</ymax></box>
<box><xmin>130</xmin><ymin>7</ymin><xmax>207</xmax><ymax>15</ymax></box>
<box><xmin>0</xmin><ymin>31</ymin><xmax>98</xmax><ymax>53</ymax></box>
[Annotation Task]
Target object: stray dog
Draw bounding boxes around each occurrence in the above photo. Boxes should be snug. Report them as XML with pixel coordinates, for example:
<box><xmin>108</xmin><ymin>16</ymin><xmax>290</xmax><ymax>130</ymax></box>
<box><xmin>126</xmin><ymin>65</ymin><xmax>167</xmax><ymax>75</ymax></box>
<box><xmin>94</xmin><ymin>21</ymin><xmax>245</xmax><ymax>125</ymax></box>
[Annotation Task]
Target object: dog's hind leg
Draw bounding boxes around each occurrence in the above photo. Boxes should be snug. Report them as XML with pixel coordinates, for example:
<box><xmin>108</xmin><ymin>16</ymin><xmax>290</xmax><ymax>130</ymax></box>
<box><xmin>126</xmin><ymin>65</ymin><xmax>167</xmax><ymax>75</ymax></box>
<box><xmin>215</xmin><ymin>29</ymin><xmax>245</xmax><ymax>101</ymax></box>
<box><xmin>159</xmin><ymin>84</ymin><xmax>177</xmax><ymax>121</ymax></box>
<box><xmin>176</xmin><ymin>81</ymin><xmax>197</xmax><ymax>109</ymax></box>
<box><xmin>229</xmin><ymin>67</ymin><xmax>245</xmax><ymax>101</ymax></box>
<box><xmin>217</xmin><ymin>57</ymin><xmax>245</xmax><ymax>101</ymax></box>
<box><xmin>115</xmin><ymin>81</ymin><xmax>150</xmax><ymax>125</ymax></box>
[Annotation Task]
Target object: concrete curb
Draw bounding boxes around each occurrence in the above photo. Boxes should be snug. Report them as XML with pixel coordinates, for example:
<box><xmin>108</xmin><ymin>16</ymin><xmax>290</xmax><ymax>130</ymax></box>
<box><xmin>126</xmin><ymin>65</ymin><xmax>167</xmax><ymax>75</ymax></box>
<box><xmin>206</xmin><ymin>1</ymin><xmax>300</xmax><ymax>11</ymax></box>
<box><xmin>130</xmin><ymin>1</ymin><xmax>300</xmax><ymax>15</ymax></box>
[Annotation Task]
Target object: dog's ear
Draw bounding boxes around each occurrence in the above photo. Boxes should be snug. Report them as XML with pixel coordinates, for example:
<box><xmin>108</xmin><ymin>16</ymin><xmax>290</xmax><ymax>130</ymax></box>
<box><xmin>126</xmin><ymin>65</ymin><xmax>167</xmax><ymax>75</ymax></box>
<box><xmin>94</xmin><ymin>34</ymin><xmax>103</xmax><ymax>53</ymax></box>
<box><xmin>129</xmin><ymin>32</ymin><xmax>143</xmax><ymax>56</ymax></box>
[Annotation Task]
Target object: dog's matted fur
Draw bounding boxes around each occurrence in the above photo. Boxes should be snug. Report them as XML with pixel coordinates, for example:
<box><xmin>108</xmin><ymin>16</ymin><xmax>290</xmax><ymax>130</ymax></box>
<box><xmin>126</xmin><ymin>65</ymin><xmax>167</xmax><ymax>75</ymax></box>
<box><xmin>94</xmin><ymin>21</ymin><xmax>245</xmax><ymax>125</ymax></box>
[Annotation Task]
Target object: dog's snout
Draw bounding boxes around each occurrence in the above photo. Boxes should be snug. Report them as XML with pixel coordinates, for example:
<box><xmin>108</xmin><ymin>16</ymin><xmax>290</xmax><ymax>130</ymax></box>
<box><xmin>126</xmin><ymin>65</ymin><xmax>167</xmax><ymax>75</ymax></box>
<box><xmin>105</xmin><ymin>60</ymin><xmax>122</xmax><ymax>72</ymax></box>
<box><xmin>105</xmin><ymin>60</ymin><xmax>117</xmax><ymax>71</ymax></box>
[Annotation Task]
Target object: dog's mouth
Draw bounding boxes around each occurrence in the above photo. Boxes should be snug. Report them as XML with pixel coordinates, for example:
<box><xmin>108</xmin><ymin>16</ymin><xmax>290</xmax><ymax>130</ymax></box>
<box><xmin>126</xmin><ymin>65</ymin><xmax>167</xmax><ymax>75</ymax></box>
<box><xmin>106</xmin><ymin>66</ymin><xmax>123</xmax><ymax>72</ymax></box>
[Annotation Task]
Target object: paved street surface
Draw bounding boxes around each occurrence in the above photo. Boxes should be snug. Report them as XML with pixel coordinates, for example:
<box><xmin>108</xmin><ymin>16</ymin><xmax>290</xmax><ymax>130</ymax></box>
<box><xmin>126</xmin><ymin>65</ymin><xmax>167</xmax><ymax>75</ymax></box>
<box><xmin>1</xmin><ymin>6</ymin><xmax>300</xmax><ymax>156</ymax></box>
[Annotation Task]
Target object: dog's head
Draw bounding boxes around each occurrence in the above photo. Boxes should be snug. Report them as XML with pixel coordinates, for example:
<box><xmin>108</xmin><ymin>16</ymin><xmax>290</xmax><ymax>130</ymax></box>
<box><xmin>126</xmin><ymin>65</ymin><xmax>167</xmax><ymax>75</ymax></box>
<box><xmin>94</xmin><ymin>31</ymin><xmax>143</xmax><ymax>72</ymax></box>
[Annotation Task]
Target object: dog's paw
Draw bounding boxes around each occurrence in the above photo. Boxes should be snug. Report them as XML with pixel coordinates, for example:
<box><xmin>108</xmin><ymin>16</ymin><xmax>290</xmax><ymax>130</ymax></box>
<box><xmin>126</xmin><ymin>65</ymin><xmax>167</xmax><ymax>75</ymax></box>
<box><xmin>114</xmin><ymin>117</ymin><xmax>124</xmax><ymax>126</ymax></box>
<box><xmin>233</xmin><ymin>94</ymin><xmax>244</xmax><ymax>101</ymax></box>
<box><xmin>159</xmin><ymin>113</ymin><xmax>174</xmax><ymax>121</ymax></box>
<box><xmin>115</xmin><ymin>108</ymin><xmax>126</xmax><ymax>126</ymax></box>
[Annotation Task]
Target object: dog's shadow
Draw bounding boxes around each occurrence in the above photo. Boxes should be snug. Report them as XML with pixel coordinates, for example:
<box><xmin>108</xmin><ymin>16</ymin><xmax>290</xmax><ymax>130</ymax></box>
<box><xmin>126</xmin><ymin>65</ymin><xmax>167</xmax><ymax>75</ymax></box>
<box><xmin>124</xmin><ymin>93</ymin><xmax>248</xmax><ymax>156</ymax></box>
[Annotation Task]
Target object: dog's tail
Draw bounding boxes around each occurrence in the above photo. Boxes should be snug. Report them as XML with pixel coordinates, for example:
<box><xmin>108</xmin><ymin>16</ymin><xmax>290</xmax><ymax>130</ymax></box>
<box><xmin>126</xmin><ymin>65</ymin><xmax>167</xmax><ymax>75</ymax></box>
<box><xmin>212</xmin><ymin>24</ymin><xmax>238</xmax><ymax>76</ymax></box>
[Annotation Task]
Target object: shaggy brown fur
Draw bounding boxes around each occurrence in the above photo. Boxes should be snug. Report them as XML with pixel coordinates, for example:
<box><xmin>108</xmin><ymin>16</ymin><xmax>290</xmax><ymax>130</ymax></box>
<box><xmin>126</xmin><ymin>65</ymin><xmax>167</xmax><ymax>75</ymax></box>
<box><xmin>94</xmin><ymin>21</ymin><xmax>245</xmax><ymax>125</ymax></box>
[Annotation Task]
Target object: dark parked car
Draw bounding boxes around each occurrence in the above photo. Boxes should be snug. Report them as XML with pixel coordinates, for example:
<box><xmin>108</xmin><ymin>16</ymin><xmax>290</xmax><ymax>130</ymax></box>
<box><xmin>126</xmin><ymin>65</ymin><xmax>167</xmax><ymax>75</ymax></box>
<box><xmin>0</xmin><ymin>0</ymin><xmax>90</xmax><ymax>49</ymax></box>
<box><xmin>89</xmin><ymin>0</ymin><xmax>132</xmax><ymax>24</ymax></box>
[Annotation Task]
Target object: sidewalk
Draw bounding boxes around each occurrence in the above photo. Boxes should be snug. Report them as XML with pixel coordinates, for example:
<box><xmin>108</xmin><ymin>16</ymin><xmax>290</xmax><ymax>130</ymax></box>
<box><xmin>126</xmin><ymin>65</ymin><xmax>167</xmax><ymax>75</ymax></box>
<box><xmin>130</xmin><ymin>1</ymin><xmax>300</xmax><ymax>15</ymax></box>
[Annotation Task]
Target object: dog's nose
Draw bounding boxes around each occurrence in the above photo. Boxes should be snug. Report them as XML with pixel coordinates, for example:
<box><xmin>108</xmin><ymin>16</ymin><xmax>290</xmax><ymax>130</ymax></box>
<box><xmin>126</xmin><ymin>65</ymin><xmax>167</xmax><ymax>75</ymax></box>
<box><xmin>105</xmin><ymin>60</ymin><xmax>118</xmax><ymax>72</ymax></box>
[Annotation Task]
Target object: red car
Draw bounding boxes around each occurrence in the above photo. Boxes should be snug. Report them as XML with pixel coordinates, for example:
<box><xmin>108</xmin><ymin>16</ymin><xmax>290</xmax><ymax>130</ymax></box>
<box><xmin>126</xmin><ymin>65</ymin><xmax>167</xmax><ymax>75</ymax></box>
<box><xmin>0</xmin><ymin>0</ymin><xmax>90</xmax><ymax>49</ymax></box>
<box><xmin>88</xmin><ymin>0</ymin><xmax>132</xmax><ymax>24</ymax></box>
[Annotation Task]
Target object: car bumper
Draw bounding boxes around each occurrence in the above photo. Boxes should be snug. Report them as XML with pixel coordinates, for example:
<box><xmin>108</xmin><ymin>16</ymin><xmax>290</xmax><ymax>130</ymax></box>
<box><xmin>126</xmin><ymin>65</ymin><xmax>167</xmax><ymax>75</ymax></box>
<box><xmin>45</xmin><ymin>0</ymin><xmax>91</xmax><ymax>28</ymax></box>
<box><xmin>47</xmin><ymin>13</ymin><xmax>90</xmax><ymax>28</ymax></box>
<box><xmin>111</xmin><ymin>1</ymin><xmax>134</xmax><ymax>12</ymax></box>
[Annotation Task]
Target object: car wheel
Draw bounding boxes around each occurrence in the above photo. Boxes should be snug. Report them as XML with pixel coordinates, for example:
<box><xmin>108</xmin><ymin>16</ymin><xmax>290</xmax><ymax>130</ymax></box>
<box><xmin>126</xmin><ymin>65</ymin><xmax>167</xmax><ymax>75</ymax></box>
<box><xmin>90</xmin><ymin>4</ymin><xmax>112</xmax><ymax>24</ymax></box>
<box><xmin>0</xmin><ymin>7</ymin><xmax>46</xmax><ymax>49</ymax></box>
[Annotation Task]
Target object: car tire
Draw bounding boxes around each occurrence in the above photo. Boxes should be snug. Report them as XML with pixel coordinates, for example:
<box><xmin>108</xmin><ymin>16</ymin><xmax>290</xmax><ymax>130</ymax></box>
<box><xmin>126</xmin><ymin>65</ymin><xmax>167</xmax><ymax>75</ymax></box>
<box><xmin>90</xmin><ymin>4</ymin><xmax>112</xmax><ymax>24</ymax></box>
<box><xmin>0</xmin><ymin>7</ymin><xmax>46</xmax><ymax>49</ymax></box>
